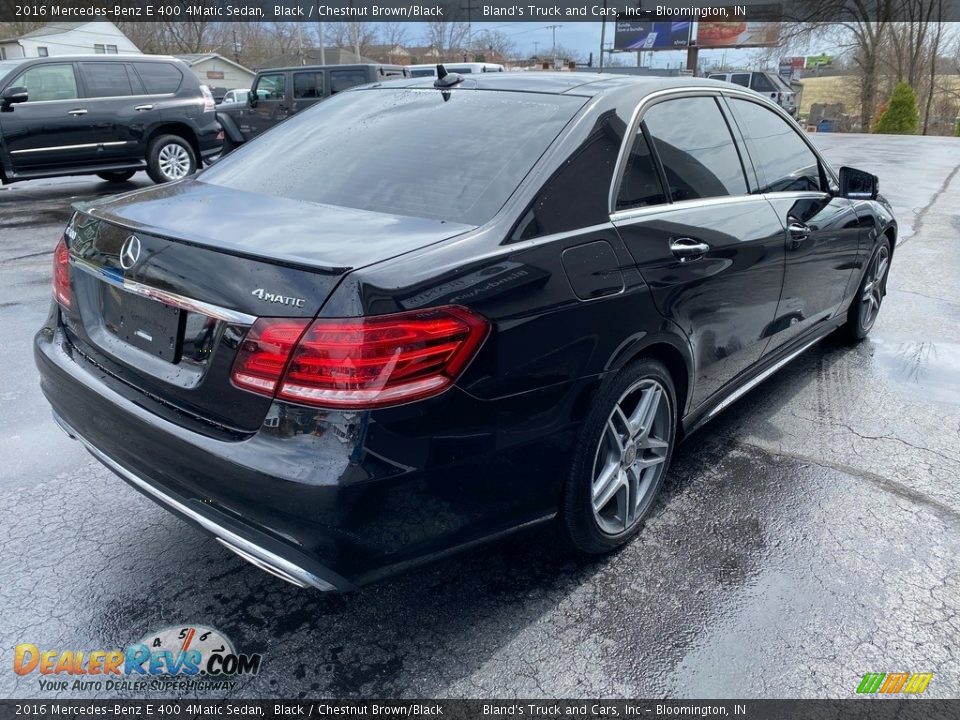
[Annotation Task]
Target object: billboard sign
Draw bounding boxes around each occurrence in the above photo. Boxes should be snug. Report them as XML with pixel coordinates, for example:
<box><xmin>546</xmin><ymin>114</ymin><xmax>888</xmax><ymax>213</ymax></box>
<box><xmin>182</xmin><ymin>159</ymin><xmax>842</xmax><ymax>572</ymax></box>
<box><xmin>697</xmin><ymin>21</ymin><xmax>781</xmax><ymax>47</ymax></box>
<box><xmin>695</xmin><ymin>5</ymin><xmax>783</xmax><ymax>48</ymax></box>
<box><xmin>614</xmin><ymin>21</ymin><xmax>693</xmax><ymax>51</ymax></box>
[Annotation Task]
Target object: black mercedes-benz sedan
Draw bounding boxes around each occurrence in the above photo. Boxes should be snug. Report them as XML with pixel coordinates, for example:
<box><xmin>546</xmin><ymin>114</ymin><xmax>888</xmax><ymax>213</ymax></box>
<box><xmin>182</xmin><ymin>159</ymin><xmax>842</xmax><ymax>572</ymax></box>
<box><xmin>35</xmin><ymin>73</ymin><xmax>897</xmax><ymax>591</ymax></box>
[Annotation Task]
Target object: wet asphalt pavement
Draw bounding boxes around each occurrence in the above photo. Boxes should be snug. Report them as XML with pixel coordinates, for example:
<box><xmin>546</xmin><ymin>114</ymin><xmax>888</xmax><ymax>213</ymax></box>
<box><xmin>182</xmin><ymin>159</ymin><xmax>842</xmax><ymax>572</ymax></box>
<box><xmin>1</xmin><ymin>134</ymin><xmax>959</xmax><ymax>700</ymax></box>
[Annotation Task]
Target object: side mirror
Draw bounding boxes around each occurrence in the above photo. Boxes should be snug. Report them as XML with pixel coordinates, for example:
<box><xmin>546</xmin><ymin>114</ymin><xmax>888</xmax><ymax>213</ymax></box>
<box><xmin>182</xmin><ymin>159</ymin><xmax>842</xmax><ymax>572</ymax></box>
<box><xmin>1</xmin><ymin>86</ymin><xmax>29</xmax><ymax>107</ymax></box>
<box><xmin>839</xmin><ymin>166</ymin><xmax>878</xmax><ymax>200</ymax></box>
<box><xmin>247</xmin><ymin>89</ymin><xmax>257</xmax><ymax>108</ymax></box>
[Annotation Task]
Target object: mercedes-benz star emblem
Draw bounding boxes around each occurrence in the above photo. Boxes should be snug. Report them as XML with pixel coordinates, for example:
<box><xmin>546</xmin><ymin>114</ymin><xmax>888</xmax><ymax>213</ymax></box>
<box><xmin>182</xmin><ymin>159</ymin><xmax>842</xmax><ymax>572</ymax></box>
<box><xmin>119</xmin><ymin>235</ymin><xmax>141</xmax><ymax>270</ymax></box>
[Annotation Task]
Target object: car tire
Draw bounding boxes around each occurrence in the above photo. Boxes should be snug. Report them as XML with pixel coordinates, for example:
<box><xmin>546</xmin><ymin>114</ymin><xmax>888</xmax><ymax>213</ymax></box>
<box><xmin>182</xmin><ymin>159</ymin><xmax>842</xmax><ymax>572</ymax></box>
<box><xmin>560</xmin><ymin>358</ymin><xmax>677</xmax><ymax>555</ymax></box>
<box><xmin>146</xmin><ymin>134</ymin><xmax>197</xmax><ymax>184</ymax></box>
<box><xmin>843</xmin><ymin>236</ymin><xmax>891</xmax><ymax>342</ymax></box>
<box><xmin>96</xmin><ymin>170</ymin><xmax>136</xmax><ymax>183</ymax></box>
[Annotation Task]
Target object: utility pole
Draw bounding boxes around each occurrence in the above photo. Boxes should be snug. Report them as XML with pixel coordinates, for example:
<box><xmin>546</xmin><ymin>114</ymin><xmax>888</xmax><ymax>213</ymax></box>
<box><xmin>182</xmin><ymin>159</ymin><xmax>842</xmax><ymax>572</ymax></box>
<box><xmin>462</xmin><ymin>0</ymin><xmax>481</xmax><ymax>57</ymax></box>
<box><xmin>599</xmin><ymin>1</ymin><xmax>607</xmax><ymax>71</ymax></box>
<box><xmin>318</xmin><ymin>21</ymin><xmax>325</xmax><ymax>65</ymax></box>
<box><xmin>296</xmin><ymin>23</ymin><xmax>304</xmax><ymax>66</ymax></box>
<box><xmin>533</xmin><ymin>41</ymin><xmax>539</xmax><ymax>57</ymax></box>
<box><xmin>545</xmin><ymin>24</ymin><xmax>561</xmax><ymax>65</ymax></box>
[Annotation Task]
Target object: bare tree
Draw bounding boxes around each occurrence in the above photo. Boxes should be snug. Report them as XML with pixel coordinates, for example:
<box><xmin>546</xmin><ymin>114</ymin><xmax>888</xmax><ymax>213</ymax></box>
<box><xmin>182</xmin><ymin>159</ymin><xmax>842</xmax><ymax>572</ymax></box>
<box><xmin>379</xmin><ymin>22</ymin><xmax>410</xmax><ymax>50</ymax></box>
<box><xmin>162</xmin><ymin>20</ymin><xmax>227</xmax><ymax>55</ymax></box>
<box><xmin>330</xmin><ymin>22</ymin><xmax>378</xmax><ymax>59</ymax></box>
<box><xmin>471</xmin><ymin>29</ymin><xmax>518</xmax><ymax>61</ymax></box>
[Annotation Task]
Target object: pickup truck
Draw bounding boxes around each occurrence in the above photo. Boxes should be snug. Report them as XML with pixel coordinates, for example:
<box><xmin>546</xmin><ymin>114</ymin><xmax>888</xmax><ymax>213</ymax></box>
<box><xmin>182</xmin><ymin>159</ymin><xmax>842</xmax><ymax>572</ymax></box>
<box><xmin>216</xmin><ymin>63</ymin><xmax>407</xmax><ymax>151</ymax></box>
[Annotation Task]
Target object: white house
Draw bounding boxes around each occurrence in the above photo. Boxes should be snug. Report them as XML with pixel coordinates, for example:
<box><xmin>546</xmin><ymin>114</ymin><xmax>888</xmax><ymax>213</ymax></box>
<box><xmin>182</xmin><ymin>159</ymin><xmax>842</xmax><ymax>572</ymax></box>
<box><xmin>0</xmin><ymin>21</ymin><xmax>140</xmax><ymax>60</ymax></box>
<box><xmin>175</xmin><ymin>54</ymin><xmax>256</xmax><ymax>91</ymax></box>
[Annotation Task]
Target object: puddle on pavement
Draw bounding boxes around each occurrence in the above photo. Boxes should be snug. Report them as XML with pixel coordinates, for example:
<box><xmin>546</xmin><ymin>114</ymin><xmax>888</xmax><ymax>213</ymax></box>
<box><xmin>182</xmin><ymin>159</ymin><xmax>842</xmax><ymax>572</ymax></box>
<box><xmin>871</xmin><ymin>337</ymin><xmax>960</xmax><ymax>405</ymax></box>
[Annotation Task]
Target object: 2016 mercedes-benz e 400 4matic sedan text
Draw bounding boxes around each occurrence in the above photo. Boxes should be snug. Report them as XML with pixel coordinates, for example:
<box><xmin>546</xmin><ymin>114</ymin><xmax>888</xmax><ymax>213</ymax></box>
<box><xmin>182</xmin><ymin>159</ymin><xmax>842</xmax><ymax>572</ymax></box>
<box><xmin>35</xmin><ymin>73</ymin><xmax>896</xmax><ymax>591</ymax></box>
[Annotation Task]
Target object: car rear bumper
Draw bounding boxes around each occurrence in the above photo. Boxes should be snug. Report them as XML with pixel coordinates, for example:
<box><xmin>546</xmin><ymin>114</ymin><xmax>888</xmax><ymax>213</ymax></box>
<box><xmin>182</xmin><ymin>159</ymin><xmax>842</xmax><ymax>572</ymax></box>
<box><xmin>51</xmin><ymin>410</ymin><xmax>340</xmax><ymax>591</ymax></box>
<box><xmin>35</xmin><ymin>318</ymin><xmax>589</xmax><ymax>589</ymax></box>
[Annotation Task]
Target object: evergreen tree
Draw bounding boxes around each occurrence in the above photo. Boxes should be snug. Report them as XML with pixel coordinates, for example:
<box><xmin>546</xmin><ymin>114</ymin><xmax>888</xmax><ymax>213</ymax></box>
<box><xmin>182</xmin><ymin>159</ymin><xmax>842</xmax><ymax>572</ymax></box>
<box><xmin>874</xmin><ymin>83</ymin><xmax>919</xmax><ymax>135</ymax></box>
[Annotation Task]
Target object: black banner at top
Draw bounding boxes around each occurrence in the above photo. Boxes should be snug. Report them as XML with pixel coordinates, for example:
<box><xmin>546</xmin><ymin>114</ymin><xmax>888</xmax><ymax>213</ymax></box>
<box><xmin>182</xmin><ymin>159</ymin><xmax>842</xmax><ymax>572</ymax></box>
<box><xmin>1</xmin><ymin>0</ymin><xmax>959</xmax><ymax>23</ymax></box>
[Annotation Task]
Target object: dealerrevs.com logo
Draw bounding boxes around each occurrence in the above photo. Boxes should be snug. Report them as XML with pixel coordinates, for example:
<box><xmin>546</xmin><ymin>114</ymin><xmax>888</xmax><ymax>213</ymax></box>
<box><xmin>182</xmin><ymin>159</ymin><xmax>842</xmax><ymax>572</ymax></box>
<box><xmin>13</xmin><ymin>625</ymin><xmax>261</xmax><ymax>693</ymax></box>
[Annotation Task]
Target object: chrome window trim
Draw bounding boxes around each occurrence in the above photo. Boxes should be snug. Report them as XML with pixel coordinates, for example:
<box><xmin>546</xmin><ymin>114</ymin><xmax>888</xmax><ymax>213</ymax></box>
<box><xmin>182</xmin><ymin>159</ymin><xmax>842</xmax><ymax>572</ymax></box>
<box><xmin>608</xmin><ymin>87</ymin><xmax>743</xmax><ymax>216</ymax></box>
<box><xmin>610</xmin><ymin>193</ymin><xmax>765</xmax><ymax>224</ymax></box>
<box><xmin>70</xmin><ymin>255</ymin><xmax>258</xmax><ymax>326</ymax></box>
<box><xmin>719</xmin><ymin>89</ymin><xmax>840</xmax><ymax>189</ymax></box>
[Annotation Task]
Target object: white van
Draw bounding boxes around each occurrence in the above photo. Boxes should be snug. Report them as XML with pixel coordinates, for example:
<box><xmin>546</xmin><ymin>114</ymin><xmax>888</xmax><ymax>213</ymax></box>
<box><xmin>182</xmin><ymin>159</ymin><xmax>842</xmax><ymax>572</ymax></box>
<box><xmin>408</xmin><ymin>63</ymin><xmax>505</xmax><ymax>78</ymax></box>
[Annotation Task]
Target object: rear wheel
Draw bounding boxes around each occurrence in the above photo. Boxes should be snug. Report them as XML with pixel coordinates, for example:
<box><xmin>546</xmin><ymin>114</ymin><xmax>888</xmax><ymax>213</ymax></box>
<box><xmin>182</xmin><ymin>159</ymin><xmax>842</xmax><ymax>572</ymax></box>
<box><xmin>96</xmin><ymin>170</ymin><xmax>136</xmax><ymax>183</ymax></box>
<box><xmin>561</xmin><ymin>358</ymin><xmax>677</xmax><ymax>554</ymax></box>
<box><xmin>844</xmin><ymin>237</ymin><xmax>891</xmax><ymax>341</ymax></box>
<box><xmin>147</xmin><ymin>134</ymin><xmax>197</xmax><ymax>184</ymax></box>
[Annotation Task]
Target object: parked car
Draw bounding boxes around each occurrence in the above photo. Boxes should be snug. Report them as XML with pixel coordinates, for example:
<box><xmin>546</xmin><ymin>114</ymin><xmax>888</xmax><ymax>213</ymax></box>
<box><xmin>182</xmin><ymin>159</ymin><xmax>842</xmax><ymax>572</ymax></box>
<box><xmin>707</xmin><ymin>70</ymin><xmax>798</xmax><ymax>117</ymax></box>
<box><xmin>407</xmin><ymin>62</ymin><xmax>505</xmax><ymax>77</ymax></box>
<box><xmin>219</xmin><ymin>88</ymin><xmax>248</xmax><ymax>105</ymax></box>
<box><xmin>216</xmin><ymin>63</ymin><xmax>406</xmax><ymax>151</ymax></box>
<box><xmin>35</xmin><ymin>74</ymin><xmax>896</xmax><ymax>591</ymax></box>
<box><xmin>0</xmin><ymin>55</ymin><xmax>221</xmax><ymax>185</ymax></box>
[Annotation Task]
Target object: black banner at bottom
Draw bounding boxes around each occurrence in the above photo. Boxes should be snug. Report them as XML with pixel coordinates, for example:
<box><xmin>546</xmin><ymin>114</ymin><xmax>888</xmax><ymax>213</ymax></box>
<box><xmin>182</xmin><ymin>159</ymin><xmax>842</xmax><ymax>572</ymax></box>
<box><xmin>1</xmin><ymin>700</ymin><xmax>958</xmax><ymax>720</ymax></box>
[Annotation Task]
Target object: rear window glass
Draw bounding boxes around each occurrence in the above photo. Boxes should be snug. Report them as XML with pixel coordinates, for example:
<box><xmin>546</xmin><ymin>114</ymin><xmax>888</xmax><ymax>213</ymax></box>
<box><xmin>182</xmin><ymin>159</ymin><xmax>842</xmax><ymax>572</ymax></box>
<box><xmin>201</xmin><ymin>89</ymin><xmax>585</xmax><ymax>225</ymax></box>
<box><xmin>132</xmin><ymin>62</ymin><xmax>182</xmax><ymax>94</ymax></box>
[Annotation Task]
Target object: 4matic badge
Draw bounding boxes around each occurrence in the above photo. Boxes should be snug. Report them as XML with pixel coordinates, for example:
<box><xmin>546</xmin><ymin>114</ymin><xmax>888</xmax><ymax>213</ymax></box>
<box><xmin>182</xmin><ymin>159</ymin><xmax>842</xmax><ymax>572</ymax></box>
<box><xmin>251</xmin><ymin>288</ymin><xmax>306</xmax><ymax>308</ymax></box>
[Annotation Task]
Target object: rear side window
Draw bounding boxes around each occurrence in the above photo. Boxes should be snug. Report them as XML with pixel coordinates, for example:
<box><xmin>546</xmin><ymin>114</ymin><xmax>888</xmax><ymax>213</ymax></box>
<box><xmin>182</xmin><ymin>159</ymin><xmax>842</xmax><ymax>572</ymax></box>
<box><xmin>643</xmin><ymin>97</ymin><xmax>747</xmax><ymax>201</ymax></box>
<box><xmin>728</xmin><ymin>99</ymin><xmax>823</xmax><ymax>193</ymax></box>
<box><xmin>133</xmin><ymin>62</ymin><xmax>182</xmax><ymax>94</ymax></box>
<box><xmin>202</xmin><ymin>89</ymin><xmax>586</xmax><ymax>226</ymax></box>
<box><xmin>750</xmin><ymin>74</ymin><xmax>776</xmax><ymax>93</ymax></box>
<box><xmin>253</xmin><ymin>73</ymin><xmax>285</xmax><ymax>100</ymax></box>
<box><xmin>616</xmin><ymin>126</ymin><xmax>666</xmax><ymax>211</ymax></box>
<box><xmin>731</xmin><ymin>73</ymin><xmax>750</xmax><ymax>87</ymax></box>
<box><xmin>9</xmin><ymin>63</ymin><xmax>78</xmax><ymax>101</ymax></box>
<box><xmin>330</xmin><ymin>69</ymin><xmax>368</xmax><ymax>94</ymax></box>
<box><xmin>293</xmin><ymin>71</ymin><xmax>323</xmax><ymax>99</ymax></box>
<box><xmin>79</xmin><ymin>62</ymin><xmax>133</xmax><ymax>97</ymax></box>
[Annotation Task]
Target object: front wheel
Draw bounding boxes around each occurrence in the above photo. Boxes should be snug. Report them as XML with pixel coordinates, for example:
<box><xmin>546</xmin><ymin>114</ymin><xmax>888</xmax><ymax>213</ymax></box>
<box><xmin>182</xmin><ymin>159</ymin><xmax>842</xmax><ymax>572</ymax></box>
<box><xmin>146</xmin><ymin>134</ymin><xmax>197</xmax><ymax>184</ymax></box>
<box><xmin>561</xmin><ymin>358</ymin><xmax>677</xmax><ymax>554</ymax></box>
<box><xmin>844</xmin><ymin>237</ymin><xmax>891</xmax><ymax>341</ymax></box>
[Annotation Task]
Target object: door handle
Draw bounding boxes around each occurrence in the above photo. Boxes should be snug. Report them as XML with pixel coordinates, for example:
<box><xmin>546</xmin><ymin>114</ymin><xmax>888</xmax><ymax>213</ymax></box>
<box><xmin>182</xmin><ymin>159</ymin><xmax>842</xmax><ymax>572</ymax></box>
<box><xmin>669</xmin><ymin>238</ymin><xmax>711</xmax><ymax>261</ymax></box>
<box><xmin>787</xmin><ymin>222</ymin><xmax>810</xmax><ymax>247</ymax></box>
<box><xmin>67</xmin><ymin>108</ymin><xmax>88</xmax><ymax>116</ymax></box>
<box><xmin>133</xmin><ymin>104</ymin><xmax>154</xmax><ymax>111</ymax></box>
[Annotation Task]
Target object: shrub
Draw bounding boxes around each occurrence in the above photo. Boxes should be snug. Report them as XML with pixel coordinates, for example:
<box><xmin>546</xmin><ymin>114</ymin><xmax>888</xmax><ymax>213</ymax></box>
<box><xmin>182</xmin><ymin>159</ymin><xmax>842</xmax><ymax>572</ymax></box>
<box><xmin>874</xmin><ymin>83</ymin><xmax>919</xmax><ymax>135</ymax></box>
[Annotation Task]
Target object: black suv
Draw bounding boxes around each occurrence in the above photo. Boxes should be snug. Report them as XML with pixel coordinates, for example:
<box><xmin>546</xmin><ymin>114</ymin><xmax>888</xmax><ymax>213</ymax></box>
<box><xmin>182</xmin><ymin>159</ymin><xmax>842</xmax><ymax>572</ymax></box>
<box><xmin>0</xmin><ymin>55</ymin><xmax>221</xmax><ymax>185</ymax></box>
<box><xmin>217</xmin><ymin>63</ymin><xmax>405</xmax><ymax>151</ymax></box>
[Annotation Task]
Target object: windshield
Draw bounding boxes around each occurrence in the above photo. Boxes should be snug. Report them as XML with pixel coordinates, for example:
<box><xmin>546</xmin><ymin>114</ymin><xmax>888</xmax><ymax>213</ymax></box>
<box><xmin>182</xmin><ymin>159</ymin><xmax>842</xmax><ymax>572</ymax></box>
<box><xmin>201</xmin><ymin>88</ymin><xmax>585</xmax><ymax>225</ymax></box>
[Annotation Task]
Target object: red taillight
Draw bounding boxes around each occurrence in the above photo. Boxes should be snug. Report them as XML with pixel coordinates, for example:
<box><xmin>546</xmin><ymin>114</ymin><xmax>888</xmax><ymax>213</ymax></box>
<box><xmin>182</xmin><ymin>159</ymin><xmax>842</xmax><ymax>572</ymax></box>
<box><xmin>231</xmin><ymin>318</ymin><xmax>311</xmax><ymax>396</ymax></box>
<box><xmin>52</xmin><ymin>237</ymin><xmax>71</xmax><ymax>309</ymax></box>
<box><xmin>231</xmin><ymin>306</ymin><xmax>489</xmax><ymax>409</ymax></box>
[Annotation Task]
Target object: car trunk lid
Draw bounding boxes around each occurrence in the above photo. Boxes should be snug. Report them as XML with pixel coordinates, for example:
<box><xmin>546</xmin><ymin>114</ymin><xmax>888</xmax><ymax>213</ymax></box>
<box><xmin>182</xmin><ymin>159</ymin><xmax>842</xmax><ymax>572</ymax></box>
<box><xmin>60</xmin><ymin>181</ymin><xmax>475</xmax><ymax>435</ymax></box>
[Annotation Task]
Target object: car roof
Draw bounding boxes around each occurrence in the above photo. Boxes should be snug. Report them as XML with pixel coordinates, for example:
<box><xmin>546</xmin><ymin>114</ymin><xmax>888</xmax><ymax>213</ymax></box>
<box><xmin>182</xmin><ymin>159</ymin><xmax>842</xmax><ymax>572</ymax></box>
<box><xmin>363</xmin><ymin>72</ymin><xmax>733</xmax><ymax>97</ymax></box>
<box><xmin>261</xmin><ymin>63</ymin><xmax>404</xmax><ymax>73</ymax></box>
<box><xmin>5</xmin><ymin>54</ymin><xmax>180</xmax><ymax>63</ymax></box>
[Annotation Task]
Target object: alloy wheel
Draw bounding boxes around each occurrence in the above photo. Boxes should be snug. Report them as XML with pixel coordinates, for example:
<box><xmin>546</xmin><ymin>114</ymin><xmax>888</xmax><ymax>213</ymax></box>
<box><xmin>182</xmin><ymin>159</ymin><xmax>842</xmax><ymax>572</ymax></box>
<box><xmin>157</xmin><ymin>143</ymin><xmax>192</xmax><ymax>180</ymax></box>
<box><xmin>591</xmin><ymin>378</ymin><xmax>671</xmax><ymax>535</ymax></box>
<box><xmin>860</xmin><ymin>245</ymin><xmax>889</xmax><ymax>332</ymax></box>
